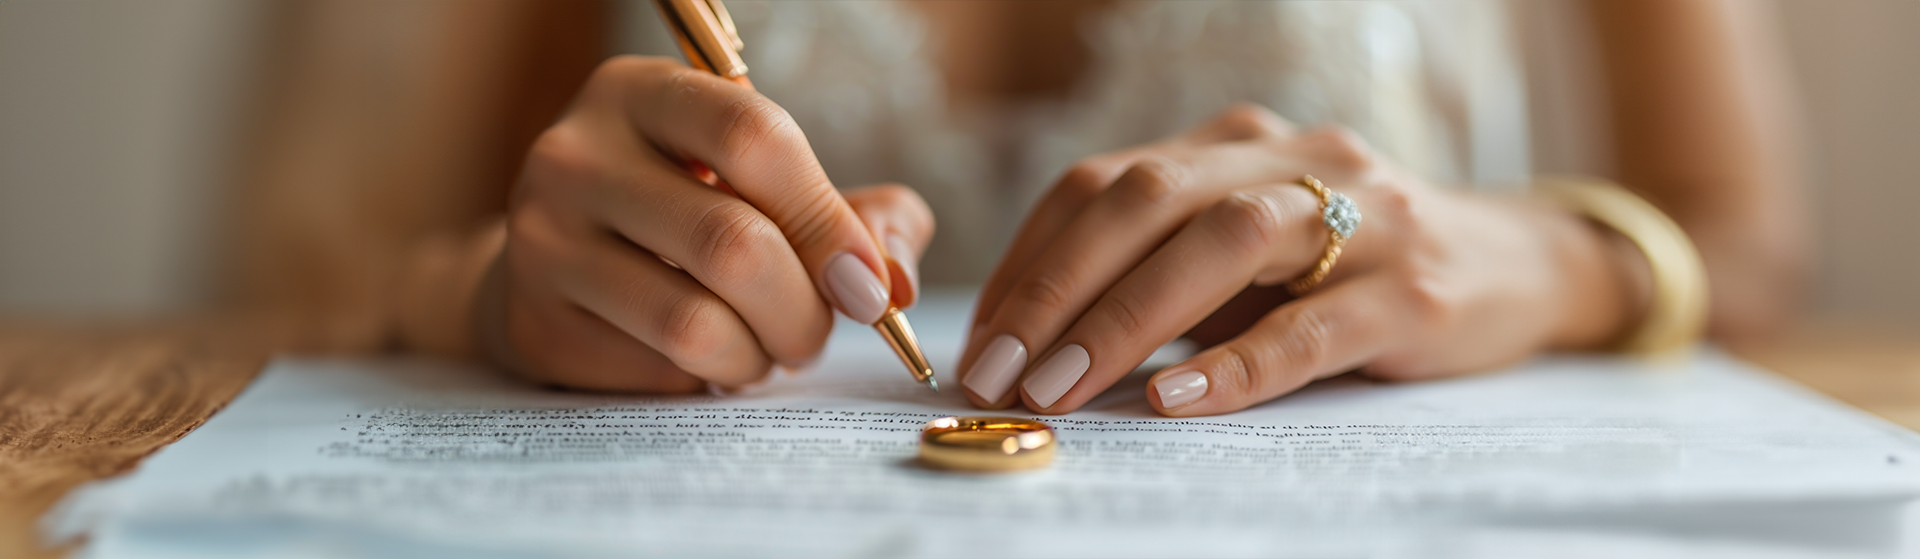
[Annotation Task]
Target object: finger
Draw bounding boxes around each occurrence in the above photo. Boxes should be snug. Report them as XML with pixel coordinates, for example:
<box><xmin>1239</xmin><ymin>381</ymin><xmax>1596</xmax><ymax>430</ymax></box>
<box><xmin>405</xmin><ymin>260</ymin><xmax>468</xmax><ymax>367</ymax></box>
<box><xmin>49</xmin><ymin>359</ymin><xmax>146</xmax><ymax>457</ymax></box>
<box><xmin>556</xmin><ymin>233</ymin><xmax>774</xmax><ymax>387</ymax></box>
<box><xmin>523</xmin><ymin>125</ymin><xmax>829</xmax><ymax>368</ymax></box>
<box><xmin>960</xmin><ymin>108</ymin><xmax>1300</xmax><ymax>389</ymax></box>
<box><xmin>1015</xmin><ymin>185</ymin><xmax>1327</xmax><ymax>413</ymax></box>
<box><xmin>612</xmin><ymin>57</ymin><xmax>896</xmax><ymax>325</ymax></box>
<box><xmin>502</xmin><ymin>282</ymin><xmax>708</xmax><ymax>394</ymax></box>
<box><xmin>970</xmin><ymin>149</ymin><xmax>1157</xmax><ymax>327</ymax></box>
<box><xmin>1145</xmin><ymin>275</ymin><xmax>1405</xmax><ymax>416</ymax></box>
<box><xmin>971</xmin><ymin>105</ymin><xmax>1297</xmax><ymax>327</ymax></box>
<box><xmin>1179</xmin><ymin>103</ymin><xmax>1297</xmax><ymax>144</ymax></box>
<box><xmin>845</xmin><ymin>184</ymin><xmax>934</xmax><ymax>309</ymax></box>
<box><xmin>958</xmin><ymin>145</ymin><xmax>1306</xmax><ymax>408</ymax></box>
<box><xmin>507</xmin><ymin>201</ymin><xmax>775</xmax><ymax>386</ymax></box>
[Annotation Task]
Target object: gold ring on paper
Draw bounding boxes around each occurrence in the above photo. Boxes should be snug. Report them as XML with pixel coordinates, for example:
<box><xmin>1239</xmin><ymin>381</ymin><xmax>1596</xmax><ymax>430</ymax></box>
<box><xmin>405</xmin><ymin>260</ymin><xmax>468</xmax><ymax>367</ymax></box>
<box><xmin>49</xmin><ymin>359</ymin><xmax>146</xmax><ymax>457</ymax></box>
<box><xmin>1285</xmin><ymin>175</ymin><xmax>1361</xmax><ymax>295</ymax></box>
<box><xmin>918</xmin><ymin>416</ymin><xmax>1056</xmax><ymax>472</ymax></box>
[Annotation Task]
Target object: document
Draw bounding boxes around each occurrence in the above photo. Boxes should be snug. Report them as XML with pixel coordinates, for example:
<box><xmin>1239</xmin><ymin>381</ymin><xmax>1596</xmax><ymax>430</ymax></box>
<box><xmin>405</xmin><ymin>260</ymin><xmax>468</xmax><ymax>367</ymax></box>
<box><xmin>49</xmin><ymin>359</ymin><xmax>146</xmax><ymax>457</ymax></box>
<box><xmin>47</xmin><ymin>292</ymin><xmax>1920</xmax><ymax>558</ymax></box>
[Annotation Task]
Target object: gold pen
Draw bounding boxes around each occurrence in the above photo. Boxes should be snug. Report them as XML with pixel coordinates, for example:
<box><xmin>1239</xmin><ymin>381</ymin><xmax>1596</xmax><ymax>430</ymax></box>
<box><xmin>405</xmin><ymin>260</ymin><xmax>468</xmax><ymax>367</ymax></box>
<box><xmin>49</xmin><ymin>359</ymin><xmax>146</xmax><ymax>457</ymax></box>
<box><xmin>652</xmin><ymin>0</ymin><xmax>939</xmax><ymax>392</ymax></box>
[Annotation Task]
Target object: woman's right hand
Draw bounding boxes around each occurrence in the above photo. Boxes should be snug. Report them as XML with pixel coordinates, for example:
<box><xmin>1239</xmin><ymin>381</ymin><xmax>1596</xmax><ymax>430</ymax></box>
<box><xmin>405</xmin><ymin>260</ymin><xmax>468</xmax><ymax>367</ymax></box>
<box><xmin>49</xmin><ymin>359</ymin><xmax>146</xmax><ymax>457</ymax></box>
<box><xmin>484</xmin><ymin>56</ymin><xmax>933</xmax><ymax>392</ymax></box>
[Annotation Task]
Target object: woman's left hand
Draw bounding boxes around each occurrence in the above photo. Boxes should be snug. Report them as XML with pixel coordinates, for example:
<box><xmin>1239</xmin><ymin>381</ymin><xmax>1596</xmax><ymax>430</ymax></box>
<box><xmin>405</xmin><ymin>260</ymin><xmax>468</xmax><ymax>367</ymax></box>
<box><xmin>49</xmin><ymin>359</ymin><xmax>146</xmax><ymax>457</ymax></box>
<box><xmin>956</xmin><ymin>104</ymin><xmax>1643</xmax><ymax>416</ymax></box>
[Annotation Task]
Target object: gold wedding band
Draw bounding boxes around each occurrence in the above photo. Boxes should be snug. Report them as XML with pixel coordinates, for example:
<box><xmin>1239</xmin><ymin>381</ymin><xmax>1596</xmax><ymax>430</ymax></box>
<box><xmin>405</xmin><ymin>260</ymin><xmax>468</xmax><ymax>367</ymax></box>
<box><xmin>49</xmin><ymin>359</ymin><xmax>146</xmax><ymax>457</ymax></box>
<box><xmin>1286</xmin><ymin>175</ymin><xmax>1362</xmax><ymax>295</ymax></box>
<box><xmin>918</xmin><ymin>416</ymin><xmax>1056</xmax><ymax>472</ymax></box>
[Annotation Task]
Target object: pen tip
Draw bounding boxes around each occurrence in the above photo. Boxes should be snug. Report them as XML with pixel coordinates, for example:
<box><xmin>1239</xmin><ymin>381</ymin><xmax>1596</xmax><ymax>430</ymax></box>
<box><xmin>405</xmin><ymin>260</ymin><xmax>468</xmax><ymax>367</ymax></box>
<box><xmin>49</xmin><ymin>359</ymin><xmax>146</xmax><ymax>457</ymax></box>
<box><xmin>925</xmin><ymin>376</ymin><xmax>940</xmax><ymax>393</ymax></box>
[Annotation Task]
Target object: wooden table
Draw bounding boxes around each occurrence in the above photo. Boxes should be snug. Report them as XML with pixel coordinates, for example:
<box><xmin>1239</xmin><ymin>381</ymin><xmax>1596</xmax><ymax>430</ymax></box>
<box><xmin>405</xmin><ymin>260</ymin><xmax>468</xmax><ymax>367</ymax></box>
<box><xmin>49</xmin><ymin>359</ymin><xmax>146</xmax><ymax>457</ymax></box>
<box><xmin>3</xmin><ymin>321</ymin><xmax>1918</xmax><ymax>558</ymax></box>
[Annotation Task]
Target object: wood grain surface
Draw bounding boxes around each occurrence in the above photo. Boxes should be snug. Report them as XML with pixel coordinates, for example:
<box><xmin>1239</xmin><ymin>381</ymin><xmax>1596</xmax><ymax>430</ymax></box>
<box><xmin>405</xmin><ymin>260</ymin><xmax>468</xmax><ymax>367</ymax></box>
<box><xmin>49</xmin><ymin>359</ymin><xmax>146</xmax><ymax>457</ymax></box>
<box><xmin>0</xmin><ymin>323</ymin><xmax>267</xmax><ymax>559</ymax></box>
<box><xmin>1740</xmin><ymin>321</ymin><xmax>1920</xmax><ymax>429</ymax></box>
<box><xmin>1</xmin><ymin>322</ymin><xmax>1916</xmax><ymax>558</ymax></box>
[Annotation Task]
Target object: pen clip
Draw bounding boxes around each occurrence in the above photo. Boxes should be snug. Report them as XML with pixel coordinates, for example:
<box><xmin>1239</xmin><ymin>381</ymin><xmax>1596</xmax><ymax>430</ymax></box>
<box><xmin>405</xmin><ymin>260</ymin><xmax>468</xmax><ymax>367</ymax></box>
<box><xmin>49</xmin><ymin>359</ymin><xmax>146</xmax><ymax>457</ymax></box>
<box><xmin>704</xmin><ymin>0</ymin><xmax>744</xmax><ymax>51</ymax></box>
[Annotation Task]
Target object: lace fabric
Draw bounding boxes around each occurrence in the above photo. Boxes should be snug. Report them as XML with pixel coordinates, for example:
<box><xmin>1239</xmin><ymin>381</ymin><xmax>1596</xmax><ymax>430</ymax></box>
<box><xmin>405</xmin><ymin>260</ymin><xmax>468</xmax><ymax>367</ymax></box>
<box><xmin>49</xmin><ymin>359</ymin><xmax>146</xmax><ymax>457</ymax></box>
<box><xmin>620</xmin><ymin>0</ymin><xmax>1529</xmax><ymax>284</ymax></box>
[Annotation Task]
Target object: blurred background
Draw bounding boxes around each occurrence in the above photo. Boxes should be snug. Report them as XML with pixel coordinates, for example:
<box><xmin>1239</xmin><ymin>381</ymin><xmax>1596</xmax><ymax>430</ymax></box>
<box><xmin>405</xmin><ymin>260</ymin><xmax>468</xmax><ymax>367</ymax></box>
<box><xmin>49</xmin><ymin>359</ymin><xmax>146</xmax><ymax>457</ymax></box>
<box><xmin>0</xmin><ymin>0</ymin><xmax>1915</xmax><ymax>327</ymax></box>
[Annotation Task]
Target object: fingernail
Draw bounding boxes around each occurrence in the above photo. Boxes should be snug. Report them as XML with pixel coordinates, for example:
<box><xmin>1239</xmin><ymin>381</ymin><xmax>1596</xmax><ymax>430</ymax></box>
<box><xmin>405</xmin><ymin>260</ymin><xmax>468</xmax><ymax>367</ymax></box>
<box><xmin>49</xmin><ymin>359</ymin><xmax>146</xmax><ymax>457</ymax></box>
<box><xmin>884</xmin><ymin>234</ymin><xmax>921</xmax><ymax>303</ymax></box>
<box><xmin>1154</xmin><ymin>370</ymin><xmax>1208</xmax><ymax>409</ymax></box>
<box><xmin>1023</xmin><ymin>344</ymin><xmax>1089</xmax><ymax>409</ymax></box>
<box><xmin>826</xmin><ymin>252</ymin><xmax>889</xmax><ymax>324</ymax></box>
<box><xmin>962</xmin><ymin>335</ymin><xmax>1027</xmax><ymax>402</ymax></box>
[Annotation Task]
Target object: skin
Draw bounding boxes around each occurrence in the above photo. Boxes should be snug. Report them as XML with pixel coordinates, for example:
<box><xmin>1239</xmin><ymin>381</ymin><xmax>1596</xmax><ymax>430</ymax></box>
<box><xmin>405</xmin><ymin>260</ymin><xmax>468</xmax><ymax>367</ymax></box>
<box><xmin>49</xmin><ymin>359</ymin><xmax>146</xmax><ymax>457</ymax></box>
<box><xmin>493</xmin><ymin>56</ymin><xmax>933</xmax><ymax>391</ymax></box>
<box><xmin>951</xmin><ymin>107</ymin><xmax>1637</xmax><ymax>415</ymax></box>
<box><xmin>459</xmin><ymin>0</ymin><xmax>1800</xmax><ymax>415</ymax></box>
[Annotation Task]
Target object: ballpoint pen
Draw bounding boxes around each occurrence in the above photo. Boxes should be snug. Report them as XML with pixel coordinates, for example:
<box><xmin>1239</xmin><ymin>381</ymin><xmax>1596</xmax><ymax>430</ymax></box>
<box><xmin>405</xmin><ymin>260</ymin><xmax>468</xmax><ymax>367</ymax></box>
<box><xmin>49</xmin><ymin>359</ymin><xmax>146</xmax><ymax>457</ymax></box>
<box><xmin>652</xmin><ymin>0</ymin><xmax>940</xmax><ymax>392</ymax></box>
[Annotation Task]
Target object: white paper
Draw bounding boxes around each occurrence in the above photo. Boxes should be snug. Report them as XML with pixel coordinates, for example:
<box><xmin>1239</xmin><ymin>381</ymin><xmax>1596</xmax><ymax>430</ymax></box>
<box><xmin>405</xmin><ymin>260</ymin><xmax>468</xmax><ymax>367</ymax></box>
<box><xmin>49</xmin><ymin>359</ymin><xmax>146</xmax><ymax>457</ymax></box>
<box><xmin>47</xmin><ymin>291</ymin><xmax>1920</xmax><ymax>559</ymax></box>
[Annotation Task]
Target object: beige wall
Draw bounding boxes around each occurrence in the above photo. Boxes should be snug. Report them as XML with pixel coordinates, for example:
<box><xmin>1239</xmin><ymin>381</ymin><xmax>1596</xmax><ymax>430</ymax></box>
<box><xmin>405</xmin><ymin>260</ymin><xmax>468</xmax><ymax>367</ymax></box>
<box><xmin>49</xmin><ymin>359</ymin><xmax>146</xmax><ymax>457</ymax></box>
<box><xmin>0</xmin><ymin>0</ymin><xmax>1915</xmax><ymax>324</ymax></box>
<box><xmin>1777</xmin><ymin>0</ymin><xmax>1920</xmax><ymax>325</ymax></box>
<box><xmin>0</xmin><ymin>0</ymin><xmax>257</xmax><ymax>315</ymax></box>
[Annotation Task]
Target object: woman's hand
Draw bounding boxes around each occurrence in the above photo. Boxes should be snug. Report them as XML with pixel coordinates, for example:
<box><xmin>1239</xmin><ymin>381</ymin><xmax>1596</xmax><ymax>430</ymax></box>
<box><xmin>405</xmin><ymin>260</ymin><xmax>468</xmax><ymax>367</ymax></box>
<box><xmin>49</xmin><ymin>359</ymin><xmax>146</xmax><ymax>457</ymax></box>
<box><xmin>486</xmin><ymin>56</ymin><xmax>933</xmax><ymax>392</ymax></box>
<box><xmin>957</xmin><ymin>104</ymin><xmax>1642</xmax><ymax>416</ymax></box>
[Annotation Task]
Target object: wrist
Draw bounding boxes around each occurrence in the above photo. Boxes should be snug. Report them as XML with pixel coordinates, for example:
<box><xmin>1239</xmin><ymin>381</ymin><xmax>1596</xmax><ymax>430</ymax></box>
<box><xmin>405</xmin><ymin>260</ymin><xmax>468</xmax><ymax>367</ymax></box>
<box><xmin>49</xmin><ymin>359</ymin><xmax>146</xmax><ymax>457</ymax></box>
<box><xmin>1542</xmin><ymin>177</ymin><xmax>1710</xmax><ymax>356</ymax></box>
<box><xmin>394</xmin><ymin>220</ymin><xmax>506</xmax><ymax>361</ymax></box>
<box><xmin>1536</xmin><ymin>199</ymin><xmax>1655</xmax><ymax>352</ymax></box>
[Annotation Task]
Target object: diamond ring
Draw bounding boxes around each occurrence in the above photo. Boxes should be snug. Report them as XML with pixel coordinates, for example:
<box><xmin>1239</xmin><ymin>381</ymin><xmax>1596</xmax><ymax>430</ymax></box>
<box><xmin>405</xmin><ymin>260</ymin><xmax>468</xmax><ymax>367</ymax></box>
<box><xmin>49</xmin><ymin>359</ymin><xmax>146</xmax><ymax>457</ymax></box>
<box><xmin>1285</xmin><ymin>175</ymin><xmax>1360</xmax><ymax>294</ymax></box>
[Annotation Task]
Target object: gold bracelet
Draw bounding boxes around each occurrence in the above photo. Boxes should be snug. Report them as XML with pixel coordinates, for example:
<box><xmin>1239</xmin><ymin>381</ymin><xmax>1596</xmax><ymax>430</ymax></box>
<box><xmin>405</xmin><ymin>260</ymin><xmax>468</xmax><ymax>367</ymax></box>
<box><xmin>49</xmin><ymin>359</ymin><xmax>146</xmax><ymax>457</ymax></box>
<box><xmin>1535</xmin><ymin>176</ymin><xmax>1709</xmax><ymax>359</ymax></box>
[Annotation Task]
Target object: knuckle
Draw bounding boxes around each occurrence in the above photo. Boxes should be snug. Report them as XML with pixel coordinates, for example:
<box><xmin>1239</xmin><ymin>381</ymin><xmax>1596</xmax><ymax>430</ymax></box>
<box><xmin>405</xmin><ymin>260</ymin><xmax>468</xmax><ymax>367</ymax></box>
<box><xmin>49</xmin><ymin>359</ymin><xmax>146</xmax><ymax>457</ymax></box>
<box><xmin>522</xmin><ymin>126</ymin><xmax>600</xmax><ymax>194</ymax></box>
<box><xmin>1396</xmin><ymin>273</ymin><xmax>1455</xmax><ymax>327</ymax></box>
<box><xmin>1109</xmin><ymin>157</ymin><xmax>1191</xmax><ymax>209</ymax></box>
<box><xmin>1212</xmin><ymin>103</ymin><xmax>1282</xmax><ymax>139</ymax></box>
<box><xmin>769</xmin><ymin>188</ymin><xmax>843</xmax><ymax>256</ymax></box>
<box><xmin>1055</xmin><ymin>159</ymin><xmax>1119</xmax><ymax>201</ymax></box>
<box><xmin>714</xmin><ymin>96</ymin><xmax>801</xmax><ymax>168</ymax></box>
<box><xmin>503</xmin><ymin>207</ymin><xmax>569</xmax><ymax>268</ymax></box>
<box><xmin>504</xmin><ymin>205</ymin><xmax>546</xmax><ymax>246</ymax></box>
<box><xmin>1275</xmin><ymin>307</ymin><xmax>1335</xmax><ymax>373</ymax></box>
<box><xmin>1009</xmin><ymin>272</ymin><xmax>1079</xmax><ymax>320</ymax></box>
<box><xmin>689</xmin><ymin>203</ymin><xmax>783</xmax><ymax>292</ymax></box>
<box><xmin>1357</xmin><ymin>182</ymin><xmax>1420</xmax><ymax>247</ymax></box>
<box><xmin>1095</xmin><ymin>293</ymin><xmax>1152</xmax><ymax>341</ymax></box>
<box><xmin>657</xmin><ymin>294</ymin><xmax>731</xmax><ymax>366</ymax></box>
<box><xmin>1211</xmin><ymin>344</ymin><xmax>1265</xmax><ymax>403</ymax></box>
<box><xmin>1300</xmin><ymin>126</ymin><xmax>1375</xmax><ymax>173</ymax></box>
<box><xmin>1371</xmin><ymin>183</ymin><xmax>1417</xmax><ymax>227</ymax></box>
<box><xmin>1209</xmin><ymin>190</ymin><xmax>1291</xmax><ymax>255</ymax></box>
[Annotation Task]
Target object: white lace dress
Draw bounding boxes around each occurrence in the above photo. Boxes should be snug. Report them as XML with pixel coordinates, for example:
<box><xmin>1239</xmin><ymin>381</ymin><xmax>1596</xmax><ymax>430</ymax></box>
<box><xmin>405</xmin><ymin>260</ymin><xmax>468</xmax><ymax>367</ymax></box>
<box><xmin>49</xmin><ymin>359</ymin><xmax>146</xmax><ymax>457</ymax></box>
<box><xmin>619</xmin><ymin>0</ymin><xmax>1531</xmax><ymax>284</ymax></box>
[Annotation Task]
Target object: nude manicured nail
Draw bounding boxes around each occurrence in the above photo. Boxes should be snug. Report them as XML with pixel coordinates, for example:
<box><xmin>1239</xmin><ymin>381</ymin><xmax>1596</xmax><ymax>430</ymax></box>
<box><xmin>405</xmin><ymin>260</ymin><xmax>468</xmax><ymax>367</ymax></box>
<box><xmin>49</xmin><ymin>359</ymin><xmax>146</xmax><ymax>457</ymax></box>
<box><xmin>1024</xmin><ymin>344</ymin><xmax>1089</xmax><ymax>409</ymax></box>
<box><xmin>826</xmin><ymin>252</ymin><xmax>889</xmax><ymax>324</ymax></box>
<box><xmin>1154</xmin><ymin>370</ymin><xmax>1208</xmax><ymax>409</ymax></box>
<box><xmin>963</xmin><ymin>335</ymin><xmax>1027</xmax><ymax>402</ymax></box>
<box><xmin>884</xmin><ymin>234</ymin><xmax>920</xmax><ymax>303</ymax></box>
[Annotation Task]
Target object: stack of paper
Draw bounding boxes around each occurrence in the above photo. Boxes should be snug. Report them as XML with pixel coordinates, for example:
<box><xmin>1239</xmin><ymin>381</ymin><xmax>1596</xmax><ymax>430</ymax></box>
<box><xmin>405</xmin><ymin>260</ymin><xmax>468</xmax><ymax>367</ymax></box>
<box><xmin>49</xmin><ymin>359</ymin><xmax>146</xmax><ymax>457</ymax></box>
<box><xmin>47</xmin><ymin>292</ymin><xmax>1920</xmax><ymax>558</ymax></box>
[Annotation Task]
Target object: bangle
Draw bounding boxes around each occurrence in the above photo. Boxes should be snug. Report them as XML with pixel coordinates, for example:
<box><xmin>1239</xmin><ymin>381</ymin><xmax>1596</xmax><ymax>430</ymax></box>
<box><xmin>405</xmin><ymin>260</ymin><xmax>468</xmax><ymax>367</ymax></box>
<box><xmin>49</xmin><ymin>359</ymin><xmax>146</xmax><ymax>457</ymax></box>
<box><xmin>1535</xmin><ymin>176</ymin><xmax>1709</xmax><ymax>358</ymax></box>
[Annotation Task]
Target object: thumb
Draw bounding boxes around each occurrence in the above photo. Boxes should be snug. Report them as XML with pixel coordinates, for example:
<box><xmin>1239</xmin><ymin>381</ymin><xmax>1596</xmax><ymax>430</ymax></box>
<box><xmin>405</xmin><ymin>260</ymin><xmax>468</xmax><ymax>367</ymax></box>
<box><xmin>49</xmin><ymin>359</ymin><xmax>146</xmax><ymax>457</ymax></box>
<box><xmin>845</xmin><ymin>184</ymin><xmax>936</xmax><ymax>309</ymax></box>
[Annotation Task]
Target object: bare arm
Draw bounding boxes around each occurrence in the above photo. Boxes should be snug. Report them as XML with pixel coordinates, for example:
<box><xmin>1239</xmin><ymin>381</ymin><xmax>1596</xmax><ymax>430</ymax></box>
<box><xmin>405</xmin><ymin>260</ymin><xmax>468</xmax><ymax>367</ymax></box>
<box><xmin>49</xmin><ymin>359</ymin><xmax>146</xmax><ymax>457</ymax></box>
<box><xmin>1588</xmin><ymin>0</ymin><xmax>1808</xmax><ymax>344</ymax></box>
